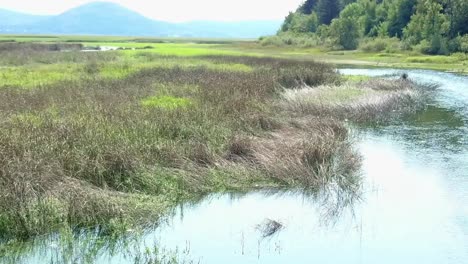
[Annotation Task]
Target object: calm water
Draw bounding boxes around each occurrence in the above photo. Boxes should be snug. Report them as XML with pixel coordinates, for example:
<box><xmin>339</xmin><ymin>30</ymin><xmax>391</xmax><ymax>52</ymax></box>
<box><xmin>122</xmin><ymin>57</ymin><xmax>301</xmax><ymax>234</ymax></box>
<box><xmin>4</xmin><ymin>69</ymin><xmax>468</xmax><ymax>263</ymax></box>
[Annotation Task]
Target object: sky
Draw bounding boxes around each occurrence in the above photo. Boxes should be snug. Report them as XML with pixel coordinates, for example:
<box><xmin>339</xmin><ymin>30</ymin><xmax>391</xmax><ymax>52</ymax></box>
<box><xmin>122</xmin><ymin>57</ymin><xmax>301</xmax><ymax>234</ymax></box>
<box><xmin>0</xmin><ymin>0</ymin><xmax>303</xmax><ymax>22</ymax></box>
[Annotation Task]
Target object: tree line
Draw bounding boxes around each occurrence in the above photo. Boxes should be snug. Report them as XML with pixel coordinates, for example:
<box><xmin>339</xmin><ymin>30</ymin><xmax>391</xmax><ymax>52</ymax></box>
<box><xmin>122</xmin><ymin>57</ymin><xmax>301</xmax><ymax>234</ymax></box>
<box><xmin>278</xmin><ymin>0</ymin><xmax>468</xmax><ymax>54</ymax></box>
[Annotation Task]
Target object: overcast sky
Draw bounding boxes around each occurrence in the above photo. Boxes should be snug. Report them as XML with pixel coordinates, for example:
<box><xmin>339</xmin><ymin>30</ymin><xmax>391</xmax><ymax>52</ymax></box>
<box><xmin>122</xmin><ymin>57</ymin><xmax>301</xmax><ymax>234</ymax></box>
<box><xmin>0</xmin><ymin>0</ymin><xmax>303</xmax><ymax>22</ymax></box>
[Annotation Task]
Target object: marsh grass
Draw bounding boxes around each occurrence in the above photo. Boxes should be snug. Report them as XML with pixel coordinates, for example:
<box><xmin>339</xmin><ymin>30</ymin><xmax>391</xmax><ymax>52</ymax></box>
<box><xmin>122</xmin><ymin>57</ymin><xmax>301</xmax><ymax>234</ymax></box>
<box><xmin>282</xmin><ymin>78</ymin><xmax>432</xmax><ymax>122</ymax></box>
<box><xmin>0</xmin><ymin>42</ymin><xmax>83</xmax><ymax>52</ymax></box>
<box><xmin>0</xmin><ymin>53</ymin><xmax>254</xmax><ymax>89</ymax></box>
<box><xmin>0</xmin><ymin>52</ymin><xmax>359</xmax><ymax>244</ymax></box>
<box><xmin>141</xmin><ymin>96</ymin><xmax>192</xmax><ymax>109</ymax></box>
<box><xmin>0</xmin><ymin>46</ymin><xmax>425</xmax><ymax>251</ymax></box>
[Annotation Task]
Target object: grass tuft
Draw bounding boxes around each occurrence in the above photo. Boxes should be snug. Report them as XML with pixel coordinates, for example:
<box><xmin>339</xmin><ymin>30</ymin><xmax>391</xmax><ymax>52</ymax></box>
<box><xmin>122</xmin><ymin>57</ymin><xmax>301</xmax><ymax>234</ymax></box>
<box><xmin>141</xmin><ymin>96</ymin><xmax>192</xmax><ymax>109</ymax></box>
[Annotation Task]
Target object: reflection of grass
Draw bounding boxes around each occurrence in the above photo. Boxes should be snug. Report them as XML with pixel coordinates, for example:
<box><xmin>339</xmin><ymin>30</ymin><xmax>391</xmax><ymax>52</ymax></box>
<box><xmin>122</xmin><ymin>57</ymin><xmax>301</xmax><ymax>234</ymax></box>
<box><xmin>408</xmin><ymin>105</ymin><xmax>465</xmax><ymax>127</ymax></box>
<box><xmin>0</xmin><ymin>226</ymin><xmax>198</xmax><ymax>264</ymax></box>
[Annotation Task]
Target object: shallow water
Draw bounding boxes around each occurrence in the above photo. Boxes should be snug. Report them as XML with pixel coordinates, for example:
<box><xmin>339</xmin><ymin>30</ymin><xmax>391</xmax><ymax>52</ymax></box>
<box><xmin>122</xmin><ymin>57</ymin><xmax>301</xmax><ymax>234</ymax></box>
<box><xmin>3</xmin><ymin>69</ymin><xmax>468</xmax><ymax>263</ymax></box>
<box><xmin>81</xmin><ymin>46</ymin><xmax>121</xmax><ymax>52</ymax></box>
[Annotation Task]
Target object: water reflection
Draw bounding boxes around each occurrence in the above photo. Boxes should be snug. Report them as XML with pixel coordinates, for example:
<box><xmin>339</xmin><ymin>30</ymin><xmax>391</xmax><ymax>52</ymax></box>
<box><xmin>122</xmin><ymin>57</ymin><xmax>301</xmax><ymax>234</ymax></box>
<box><xmin>0</xmin><ymin>183</ymin><xmax>362</xmax><ymax>264</ymax></box>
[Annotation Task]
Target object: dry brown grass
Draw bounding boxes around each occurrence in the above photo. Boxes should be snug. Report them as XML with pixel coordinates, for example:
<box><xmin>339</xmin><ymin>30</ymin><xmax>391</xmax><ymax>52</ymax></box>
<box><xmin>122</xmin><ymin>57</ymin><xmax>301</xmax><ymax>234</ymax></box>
<box><xmin>281</xmin><ymin>78</ymin><xmax>429</xmax><ymax>122</ymax></box>
<box><xmin>223</xmin><ymin>117</ymin><xmax>360</xmax><ymax>191</ymax></box>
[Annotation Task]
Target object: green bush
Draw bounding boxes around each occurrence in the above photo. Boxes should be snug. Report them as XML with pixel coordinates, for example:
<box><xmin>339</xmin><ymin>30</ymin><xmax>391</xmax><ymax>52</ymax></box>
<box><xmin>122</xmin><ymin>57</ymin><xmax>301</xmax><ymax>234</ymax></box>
<box><xmin>290</xmin><ymin>13</ymin><xmax>319</xmax><ymax>33</ymax></box>
<box><xmin>259</xmin><ymin>33</ymin><xmax>321</xmax><ymax>48</ymax></box>
<box><xmin>459</xmin><ymin>35</ymin><xmax>468</xmax><ymax>53</ymax></box>
<box><xmin>259</xmin><ymin>36</ymin><xmax>285</xmax><ymax>46</ymax></box>
<box><xmin>329</xmin><ymin>18</ymin><xmax>360</xmax><ymax>50</ymax></box>
<box><xmin>359</xmin><ymin>37</ymin><xmax>402</xmax><ymax>53</ymax></box>
<box><xmin>415</xmin><ymin>37</ymin><xmax>450</xmax><ymax>55</ymax></box>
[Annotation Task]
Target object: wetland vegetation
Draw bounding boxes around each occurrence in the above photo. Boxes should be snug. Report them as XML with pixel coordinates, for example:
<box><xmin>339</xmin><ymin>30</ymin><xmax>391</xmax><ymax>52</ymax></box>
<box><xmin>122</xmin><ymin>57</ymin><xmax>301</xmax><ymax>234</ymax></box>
<box><xmin>1</xmin><ymin>0</ymin><xmax>467</xmax><ymax>262</ymax></box>
<box><xmin>0</xmin><ymin>39</ymin><xmax>429</xmax><ymax>245</ymax></box>
<box><xmin>0</xmin><ymin>31</ymin><xmax>456</xmax><ymax>264</ymax></box>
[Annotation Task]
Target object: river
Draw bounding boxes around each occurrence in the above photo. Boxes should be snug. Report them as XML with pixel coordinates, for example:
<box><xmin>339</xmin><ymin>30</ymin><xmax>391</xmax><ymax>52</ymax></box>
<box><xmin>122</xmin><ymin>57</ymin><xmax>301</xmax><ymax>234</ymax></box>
<box><xmin>3</xmin><ymin>69</ymin><xmax>468</xmax><ymax>264</ymax></box>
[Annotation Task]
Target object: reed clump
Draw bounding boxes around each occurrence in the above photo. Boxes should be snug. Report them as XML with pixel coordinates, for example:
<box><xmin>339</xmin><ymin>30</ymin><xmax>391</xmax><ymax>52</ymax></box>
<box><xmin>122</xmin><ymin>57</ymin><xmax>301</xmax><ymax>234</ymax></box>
<box><xmin>281</xmin><ymin>78</ymin><xmax>431</xmax><ymax>122</ymax></box>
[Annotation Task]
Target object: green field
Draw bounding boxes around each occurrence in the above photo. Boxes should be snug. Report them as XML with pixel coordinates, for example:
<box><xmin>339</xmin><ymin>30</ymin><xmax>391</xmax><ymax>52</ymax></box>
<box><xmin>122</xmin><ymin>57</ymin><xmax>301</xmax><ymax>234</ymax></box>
<box><xmin>1</xmin><ymin>34</ymin><xmax>467</xmax><ymax>73</ymax></box>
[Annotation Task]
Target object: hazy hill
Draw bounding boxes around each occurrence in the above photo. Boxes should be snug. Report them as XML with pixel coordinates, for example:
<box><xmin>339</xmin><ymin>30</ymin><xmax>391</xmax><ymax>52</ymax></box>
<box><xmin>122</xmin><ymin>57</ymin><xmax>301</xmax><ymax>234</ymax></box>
<box><xmin>24</xmin><ymin>2</ymin><xmax>178</xmax><ymax>36</ymax></box>
<box><xmin>0</xmin><ymin>8</ymin><xmax>50</xmax><ymax>26</ymax></box>
<box><xmin>0</xmin><ymin>1</ymin><xmax>281</xmax><ymax>38</ymax></box>
<box><xmin>178</xmin><ymin>20</ymin><xmax>282</xmax><ymax>38</ymax></box>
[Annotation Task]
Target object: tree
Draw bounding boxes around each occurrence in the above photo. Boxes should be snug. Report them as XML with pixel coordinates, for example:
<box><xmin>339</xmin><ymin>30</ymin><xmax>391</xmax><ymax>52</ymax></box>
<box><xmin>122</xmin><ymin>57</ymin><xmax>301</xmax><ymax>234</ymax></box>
<box><xmin>361</xmin><ymin>0</ymin><xmax>379</xmax><ymax>36</ymax></box>
<box><xmin>316</xmin><ymin>0</ymin><xmax>341</xmax><ymax>25</ymax></box>
<box><xmin>290</xmin><ymin>13</ymin><xmax>319</xmax><ymax>33</ymax></box>
<box><xmin>298</xmin><ymin>0</ymin><xmax>317</xmax><ymax>14</ymax></box>
<box><xmin>340</xmin><ymin>0</ymin><xmax>357</xmax><ymax>9</ymax></box>
<box><xmin>447</xmin><ymin>0</ymin><xmax>468</xmax><ymax>37</ymax></box>
<box><xmin>388</xmin><ymin>0</ymin><xmax>417</xmax><ymax>38</ymax></box>
<box><xmin>280</xmin><ymin>12</ymin><xmax>295</xmax><ymax>32</ymax></box>
<box><xmin>329</xmin><ymin>3</ymin><xmax>363</xmax><ymax>49</ymax></box>
<box><xmin>404</xmin><ymin>0</ymin><xmax>449</xmax><ymax>54</ymax></box>
<box><xmin>277</xmin><ymin>0</ymin><xmax>466</xmax><ymax>54</ymax></box>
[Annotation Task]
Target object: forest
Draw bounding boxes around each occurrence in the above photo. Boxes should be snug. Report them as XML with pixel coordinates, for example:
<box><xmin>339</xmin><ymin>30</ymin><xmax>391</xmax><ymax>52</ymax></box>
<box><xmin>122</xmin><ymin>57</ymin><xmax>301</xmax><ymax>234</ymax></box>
<box><xmin>265</xmin><ymin>0</ymin><xmax>468</xmax><ymax>54</ymax></box>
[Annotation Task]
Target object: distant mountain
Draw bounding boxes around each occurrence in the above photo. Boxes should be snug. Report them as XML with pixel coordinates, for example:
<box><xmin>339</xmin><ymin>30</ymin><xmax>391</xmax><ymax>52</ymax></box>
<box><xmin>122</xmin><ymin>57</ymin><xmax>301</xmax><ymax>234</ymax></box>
<box><xmin>178</xmin><ymin>20</ymin><xmax>282</xmax><ymax>38</ymax></box>
<box><xmin>25</xmin><ymin>2</ymin><xmax>178</xmax><ymax>36</ymax></box>
<box><xmin>0</xmin><ymin>8</ymin><xmax>50</xmax><ymax>26</ymax></box>
<box><xmin>0</xmin><ymin>1</ymin><xmax>281</xmax><ymax>38</ymax></box>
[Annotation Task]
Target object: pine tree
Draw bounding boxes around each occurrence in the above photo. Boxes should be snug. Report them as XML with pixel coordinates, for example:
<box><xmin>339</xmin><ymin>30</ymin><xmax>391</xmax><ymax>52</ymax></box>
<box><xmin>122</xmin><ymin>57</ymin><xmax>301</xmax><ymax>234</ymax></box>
<box><xmin>340</xmin><ymin>0</ymin><xmax>357</xmax><ymax>9</ymax></box>
<box><xmin>298</xmin><ymin>0</ymin><xmax>317</xmax><ymax>15</ymax></box>
<box><xmin>280</xmin><ymin>12</ymin><xmax>295</xmax><ymax>32</ymax></box>
<box><xmin>317</xmin><ymin>0</ymin><xmax>341</xmax><ymax>25</ymax></box>
<box><xmin>448</xmin><ymin>0</ymin><xmax>468</xmax><ymax>37</ymax></box>
<box><xmin>388</xmin><ymin>0</ymin><xmax>417</xmax><ymax>38</ymax></box>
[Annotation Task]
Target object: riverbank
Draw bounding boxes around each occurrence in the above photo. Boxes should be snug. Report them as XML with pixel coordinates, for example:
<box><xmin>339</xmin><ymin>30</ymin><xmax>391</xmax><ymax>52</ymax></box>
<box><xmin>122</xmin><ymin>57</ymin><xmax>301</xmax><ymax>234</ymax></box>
<box><xmin>219</xmin><ymin>42</ymin><xmax>468</xmax><ymax>74</ymax></box>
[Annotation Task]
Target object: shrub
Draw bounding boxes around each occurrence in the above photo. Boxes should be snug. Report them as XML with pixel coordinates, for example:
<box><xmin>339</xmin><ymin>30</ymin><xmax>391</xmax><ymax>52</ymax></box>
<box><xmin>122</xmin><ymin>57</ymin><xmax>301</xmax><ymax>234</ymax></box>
<box><xmin>460</xmin><ymin>35</ymin><xmax>468</xmax><ymax>53</ymax></box>
<box><xmin>329</xmin><ymin>17</ymin><xmax>360</xmax><ymax>50</ymax></box>
<box><xmin>259</xmin><ymin>35</ymin><xmax>286</xmax><ymax>47</ymax></box>
<box><xmin>259</xmin><ymin>33</ymin><xmax>321</xmax><ymax>48</ymax></box>
<box><xmin>359</xmin><ymin>37</ymin><xmax>402</xmax><ymax>53</ymax></box>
